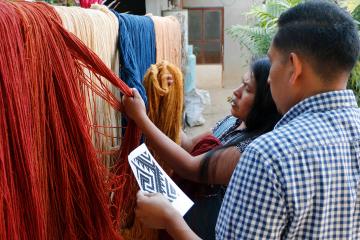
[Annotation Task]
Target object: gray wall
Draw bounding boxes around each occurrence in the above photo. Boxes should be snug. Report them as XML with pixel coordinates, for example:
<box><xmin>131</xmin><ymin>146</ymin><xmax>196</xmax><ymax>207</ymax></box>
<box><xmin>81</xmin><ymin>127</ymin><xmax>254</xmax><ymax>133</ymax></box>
<box><xmin>146</xmin><ymin>0</ymin><xmax>161</xmax><ymax>16</ymax></box>
<box><xmin>183</xmin><ymin>0</ymin><xmax>258</xmax><ymax>86</ymax></box>
<box><xmin>145</xmin><ymin>0</ymin><xmax>180</xmax><ymax>16</ymax></box>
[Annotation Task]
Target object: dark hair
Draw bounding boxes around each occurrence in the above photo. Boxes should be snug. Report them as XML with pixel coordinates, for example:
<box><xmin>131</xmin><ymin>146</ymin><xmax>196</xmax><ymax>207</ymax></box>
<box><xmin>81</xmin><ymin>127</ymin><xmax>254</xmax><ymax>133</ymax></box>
<box><xmin>273</xmin><ymin>1</ymin><xmax>360</xmax><ymax>80</ymax></box>
<box><xmin>199</xmin><ymin>57</ymin><xmax>281</xmax><ymax>181</ymax></box>
<box><xmin>244</xmin><ymin>57</ymin><xmax>280</xmax><ymax>134</ymax></box>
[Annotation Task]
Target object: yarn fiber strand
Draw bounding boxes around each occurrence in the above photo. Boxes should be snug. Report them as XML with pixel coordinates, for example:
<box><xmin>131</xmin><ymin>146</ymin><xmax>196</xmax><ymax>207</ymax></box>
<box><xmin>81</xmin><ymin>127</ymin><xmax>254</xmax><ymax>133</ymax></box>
<box><xmin>151</xmin><ymin>15</ymin><xmax>182</xmax><ymax>68</ymax></box>
<box><xmin>112</xmin><ymin>12</ymin><xmax>156</xmax><ymax>104</ymax></box>
<box><xmin>55</xmin><ymin>5</ymin><xmax>122</xmax><ymax>169</ymax></box>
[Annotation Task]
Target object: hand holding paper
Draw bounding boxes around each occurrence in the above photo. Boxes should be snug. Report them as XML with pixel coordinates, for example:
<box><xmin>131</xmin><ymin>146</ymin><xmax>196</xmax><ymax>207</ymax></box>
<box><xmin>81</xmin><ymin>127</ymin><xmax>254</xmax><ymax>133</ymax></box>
<box><xmin>128</xmin><ymin>144</ymin><xmax>193</xmax><ymax>216</ymax></box>
<box><xmin>135</xmin><ymin>191</ymin><xmax>178</xmax><ymax>229</ymax></box>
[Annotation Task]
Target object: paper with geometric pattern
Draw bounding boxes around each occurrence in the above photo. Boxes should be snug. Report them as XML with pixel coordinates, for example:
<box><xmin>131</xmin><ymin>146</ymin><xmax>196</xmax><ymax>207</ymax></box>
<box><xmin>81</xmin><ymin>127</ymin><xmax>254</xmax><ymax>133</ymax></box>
<box><xmin>128</xmin><ymin>143</ymin><xmax>193</xmax><ymax>216</ymax></box>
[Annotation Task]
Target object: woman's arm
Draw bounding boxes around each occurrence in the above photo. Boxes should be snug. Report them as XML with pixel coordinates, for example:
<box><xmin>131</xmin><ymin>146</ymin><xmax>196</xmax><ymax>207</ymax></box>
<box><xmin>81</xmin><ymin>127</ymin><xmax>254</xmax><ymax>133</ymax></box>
<box><xmin>123</xmin><ymin>89</ymin><xmax>201</xmax><ymax>180</ymax></box>
<box><xmin>123</xmin><ymin>89</ymin><xmax>240</xmax><ymax>184</ymax></box>
<box><xmin>204</xmin><ymin>146</ymin><xmax>240</xmax><ymax>184</ymax></box>
<box><xmin>136</xmin><ymin>191</ymin><xmax>201</xmax><ymax>240</ymax></box>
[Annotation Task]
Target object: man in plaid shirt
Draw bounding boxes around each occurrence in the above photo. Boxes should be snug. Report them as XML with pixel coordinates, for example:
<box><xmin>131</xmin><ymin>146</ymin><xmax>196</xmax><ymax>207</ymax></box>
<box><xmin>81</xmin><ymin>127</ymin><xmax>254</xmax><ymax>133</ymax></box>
<box><xmin>130</xmin><ymin>1</ymin><xmax>360</xmax><ymax>239</ymax></box>
<box><xmin>216</xmin><ymin>1</ymin><xmax>360</xmax><ymax>239</ymax></box>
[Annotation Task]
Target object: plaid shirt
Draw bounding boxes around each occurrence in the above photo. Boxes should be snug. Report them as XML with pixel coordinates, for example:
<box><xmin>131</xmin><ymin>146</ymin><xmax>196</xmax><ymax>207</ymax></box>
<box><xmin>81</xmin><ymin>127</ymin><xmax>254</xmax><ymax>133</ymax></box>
<box><xmin>216</xmin><ymin>90</ymin><xmax>360</xmax><ymax>239</ymax></box>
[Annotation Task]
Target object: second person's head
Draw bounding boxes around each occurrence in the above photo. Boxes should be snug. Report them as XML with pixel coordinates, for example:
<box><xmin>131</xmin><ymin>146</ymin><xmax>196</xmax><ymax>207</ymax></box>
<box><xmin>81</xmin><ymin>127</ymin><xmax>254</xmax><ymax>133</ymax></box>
<box><xmin>231</xmin><ymin>57</ymin><xmax>280</xmax><ymax>133</ymax></box>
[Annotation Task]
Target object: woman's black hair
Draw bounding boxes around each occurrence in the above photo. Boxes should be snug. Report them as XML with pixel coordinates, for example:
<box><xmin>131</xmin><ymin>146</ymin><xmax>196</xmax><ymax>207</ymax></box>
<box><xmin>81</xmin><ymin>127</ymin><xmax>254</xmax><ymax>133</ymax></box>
<box><xmin>199</xmin><ymin>57</ymin><xmax>282</xmax><ymax>182</ymax></box>
<box><xmin>244</xmin><ymin>57</ymin><xmax>280</xmax><ymax>134</ymax></box>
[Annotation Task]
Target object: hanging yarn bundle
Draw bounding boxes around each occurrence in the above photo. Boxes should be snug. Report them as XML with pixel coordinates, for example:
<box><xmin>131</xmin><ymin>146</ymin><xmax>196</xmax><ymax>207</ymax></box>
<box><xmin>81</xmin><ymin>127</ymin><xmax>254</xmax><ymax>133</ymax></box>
<box><xmin>144</xmin><ymin>61</ymin><xmax>184</xmax><ymax>174</ymax></box>
<box><xmin>90</xmin><ymin>4</ymin><xmax>120</xmax><ymax>73</ymax></box>
<box><xmin>108</xmin><ymin>13</ymin><xmax>157</xmax><ymax>239</ymax></box>
<box><xmin>55</xmin><ymin>5</ymin><xmax>119</xmax><ymax>71</ymax></box>
<box><xmin>0</xmin><ymin>1</ymin><xmax>141</xmax><ymax>239</ymax></box>
<box><xmin>162</xmin><ymin>12</ymin><xmax>188</xmax><ymax>75</ymax></box>
<box><xmin>150</xmin><ymin>15</ymin><xmax>182</xmax><ymax>68</ymax></box>
<box><xmin>55</xmin><ymin>5</ymin><xmax>121</xmax><ymax>168</ymax></box>
<box><xmin>112</xmin><ymin>12</ymin><xmax>156</xmax><ymax>105</ymax></box>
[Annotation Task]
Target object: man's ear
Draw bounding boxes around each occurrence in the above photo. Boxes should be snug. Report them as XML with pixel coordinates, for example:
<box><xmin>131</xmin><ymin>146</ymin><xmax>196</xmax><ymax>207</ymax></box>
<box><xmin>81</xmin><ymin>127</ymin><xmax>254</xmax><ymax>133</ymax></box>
<box><xmin>288</xmin><ymin>52</ymin><xmax>302</xmax><ymax>85</ymax></box>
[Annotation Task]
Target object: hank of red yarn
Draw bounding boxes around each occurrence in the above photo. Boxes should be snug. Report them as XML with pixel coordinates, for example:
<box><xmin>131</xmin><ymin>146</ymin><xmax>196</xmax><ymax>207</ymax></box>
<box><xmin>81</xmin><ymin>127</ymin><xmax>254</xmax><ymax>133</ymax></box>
<box><xmin>0</xmin><ymin>1</ymin><xmax>141</xmax><ymax>239</ymax></box>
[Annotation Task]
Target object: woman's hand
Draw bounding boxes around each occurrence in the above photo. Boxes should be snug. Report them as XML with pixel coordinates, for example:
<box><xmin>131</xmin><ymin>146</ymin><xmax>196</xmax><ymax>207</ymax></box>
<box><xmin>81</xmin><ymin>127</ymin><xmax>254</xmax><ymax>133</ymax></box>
<box><xmin>135</xmin><ymin>191</ymin><xmax>179</xmax><ymax>229</ymax></box>
<box><xmin>135</xmin><ymin>191</ymin><xmax>201</xmax><ymax>240</ymax></box>
<box><xmin>122</xmin><ymin>88</ymin><xmax>147</xmax><ymax>123</ymax></box>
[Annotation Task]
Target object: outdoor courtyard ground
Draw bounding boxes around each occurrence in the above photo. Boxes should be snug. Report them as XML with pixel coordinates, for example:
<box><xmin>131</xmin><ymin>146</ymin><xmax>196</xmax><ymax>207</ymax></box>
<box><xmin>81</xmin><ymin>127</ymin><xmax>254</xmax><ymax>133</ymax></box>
<box><xmin>185</xmin><ymin>65</ymin><xmax>240</xmax><ymax>137</ymax></box>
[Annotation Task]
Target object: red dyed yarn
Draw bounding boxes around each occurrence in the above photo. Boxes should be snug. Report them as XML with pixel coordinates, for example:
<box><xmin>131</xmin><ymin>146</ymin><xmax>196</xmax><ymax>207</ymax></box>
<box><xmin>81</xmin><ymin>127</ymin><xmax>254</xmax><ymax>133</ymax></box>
<box><xmin>56</xmin><ymin>9</ymin><xmax>142</xmax><ymax>229</ymax></box>
<box><xmin>0</xmin><ymin>1</ymin><xmax>140</xmax><ymax>239</ymax></box>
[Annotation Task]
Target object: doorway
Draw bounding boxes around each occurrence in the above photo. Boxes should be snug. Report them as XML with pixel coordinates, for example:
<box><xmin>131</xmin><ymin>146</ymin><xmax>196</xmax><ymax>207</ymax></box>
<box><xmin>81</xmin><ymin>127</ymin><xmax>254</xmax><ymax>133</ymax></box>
<box><xmin>187</xmin><ymin>7</ymin><xmax>224</xmax><ymax>87</ymax></box>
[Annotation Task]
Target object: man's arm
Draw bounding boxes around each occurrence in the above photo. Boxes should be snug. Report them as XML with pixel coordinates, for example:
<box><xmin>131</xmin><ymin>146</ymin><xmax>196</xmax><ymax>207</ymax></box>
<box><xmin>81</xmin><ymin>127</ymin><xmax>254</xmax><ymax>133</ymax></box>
<box><xmin>216</xmin><ymin>147</ymin><xmax>286</xmax><ymax>239</ymax></box>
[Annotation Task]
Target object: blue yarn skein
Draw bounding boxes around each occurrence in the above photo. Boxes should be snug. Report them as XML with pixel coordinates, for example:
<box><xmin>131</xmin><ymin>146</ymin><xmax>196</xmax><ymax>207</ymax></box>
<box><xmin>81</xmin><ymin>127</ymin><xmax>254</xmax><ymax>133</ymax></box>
<box><xmin>112</xmin><ymin>12</ymin><xmax>156</xmax><ymax>106</ymax></box>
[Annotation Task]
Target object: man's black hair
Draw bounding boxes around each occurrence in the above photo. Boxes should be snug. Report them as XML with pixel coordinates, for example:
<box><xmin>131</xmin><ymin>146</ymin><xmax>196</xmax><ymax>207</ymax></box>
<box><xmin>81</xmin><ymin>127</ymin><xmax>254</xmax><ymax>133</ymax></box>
<box><xmin>273</xmin><ymin>1</ymin><xmax>360</xmax><ymax>80</ymax></box>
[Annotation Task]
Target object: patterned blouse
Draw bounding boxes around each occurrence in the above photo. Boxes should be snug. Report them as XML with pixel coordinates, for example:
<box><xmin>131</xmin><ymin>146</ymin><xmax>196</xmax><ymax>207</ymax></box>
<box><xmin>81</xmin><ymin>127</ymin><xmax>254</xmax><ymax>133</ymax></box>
<box><xmin>212</xmin><ymin>115</ymin><xmax>258</xmax><ymax>152</ymax></box>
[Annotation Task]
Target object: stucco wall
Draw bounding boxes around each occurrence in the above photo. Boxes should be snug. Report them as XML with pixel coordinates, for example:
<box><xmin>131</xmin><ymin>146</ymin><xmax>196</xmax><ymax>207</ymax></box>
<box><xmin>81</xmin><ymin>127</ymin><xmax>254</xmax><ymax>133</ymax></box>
<box><xmin>183</xmin><ymin>0</ymin><xmax>258</xmax><ymax>86</ymax></box>
<box><xmin>145</xmin><ymin>0</ymin><xmax>169</xmax><ymax>16</ymax></box>
<box><xmin>145</xmin><ymin>0</ymin><xmax>161</xmax><ymax>16</ymax></box>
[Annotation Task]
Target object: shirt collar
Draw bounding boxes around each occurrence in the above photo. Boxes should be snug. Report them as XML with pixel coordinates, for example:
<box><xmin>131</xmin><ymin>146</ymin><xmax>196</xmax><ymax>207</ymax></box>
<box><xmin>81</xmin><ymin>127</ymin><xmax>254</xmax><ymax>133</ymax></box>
<box><xmin>275</xmin><ymin>90</ymin><xmax>358</xmax><ymax>129</ymax></box>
